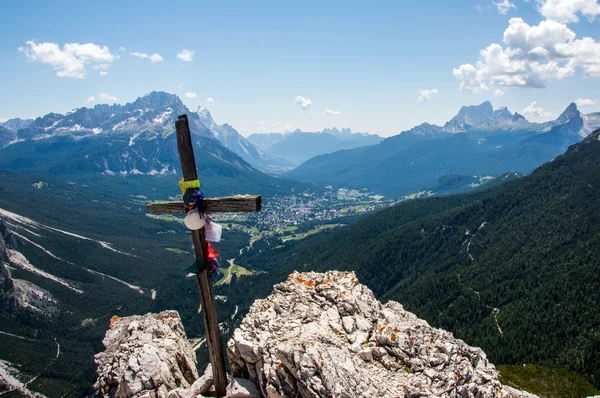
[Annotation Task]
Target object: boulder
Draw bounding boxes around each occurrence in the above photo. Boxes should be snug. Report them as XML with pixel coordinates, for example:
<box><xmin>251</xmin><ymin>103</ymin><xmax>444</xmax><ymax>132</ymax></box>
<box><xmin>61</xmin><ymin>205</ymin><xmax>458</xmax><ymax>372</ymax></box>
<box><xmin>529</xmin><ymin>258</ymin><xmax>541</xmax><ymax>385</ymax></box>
<box><xmin>95</xmin><ymin>311</ymin><xmax>199</xmax><ymax>398</ymax></box>
<box><xmin>227</xmin><ymin>271</ymin><xmax>537</xmax><ymax>398</ymax></box>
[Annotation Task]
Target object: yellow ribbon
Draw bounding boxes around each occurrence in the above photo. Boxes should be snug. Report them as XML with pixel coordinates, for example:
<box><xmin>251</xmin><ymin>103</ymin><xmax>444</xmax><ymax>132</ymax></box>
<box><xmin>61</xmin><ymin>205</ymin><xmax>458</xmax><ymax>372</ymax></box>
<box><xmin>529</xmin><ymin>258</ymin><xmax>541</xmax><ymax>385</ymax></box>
<box><xmin>179</xmin><ymin>178</ymin><xmax>200</xmax><ymax>194</ymax></box>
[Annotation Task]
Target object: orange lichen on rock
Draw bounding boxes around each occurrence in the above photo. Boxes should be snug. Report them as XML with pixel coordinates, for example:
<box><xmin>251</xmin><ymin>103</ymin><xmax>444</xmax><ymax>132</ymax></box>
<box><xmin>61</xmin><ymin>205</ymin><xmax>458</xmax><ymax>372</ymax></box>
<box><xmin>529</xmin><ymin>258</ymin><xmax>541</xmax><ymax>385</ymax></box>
<box><xmin>296</xmin><ymin>274</ymin><xmax>316</xmax><ymax>289</ymax></box>
<box><xmin>110</xmin><ymin>315</ymin><xmax>120</xmax><ymax>328</ymax></box>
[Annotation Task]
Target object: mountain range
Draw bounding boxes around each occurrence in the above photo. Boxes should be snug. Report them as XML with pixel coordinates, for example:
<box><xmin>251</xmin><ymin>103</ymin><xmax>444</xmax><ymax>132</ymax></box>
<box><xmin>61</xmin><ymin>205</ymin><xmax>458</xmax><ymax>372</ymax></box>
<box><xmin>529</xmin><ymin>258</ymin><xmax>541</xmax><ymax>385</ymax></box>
<box><xmin>286</xmin><ymin>101</ymin><xmax>600</xmax><ymax>195</ymax></box>
<box><xmin>0</xmin><ymin>92</ymin><xmax>306</xmax><ymax>197</ymax></box>
<box><xmin>247</xmin><ymin>127</ymin><xmax>382</xmax><ymax>165</ymax></box>
<box><xmin>237</xmin><ymin>130</ymin><xmax>600</xmax><ymax>388</ymax></box>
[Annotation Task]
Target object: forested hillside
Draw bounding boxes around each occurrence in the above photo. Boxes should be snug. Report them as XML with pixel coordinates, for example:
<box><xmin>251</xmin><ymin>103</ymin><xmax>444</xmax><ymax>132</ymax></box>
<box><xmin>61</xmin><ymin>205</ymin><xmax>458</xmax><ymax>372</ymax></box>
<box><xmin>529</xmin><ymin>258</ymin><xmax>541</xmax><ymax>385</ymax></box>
<box><xmin>236</xmin><ymin>130</ymin><xmax>600</xmax><ymax>388</ymax></box>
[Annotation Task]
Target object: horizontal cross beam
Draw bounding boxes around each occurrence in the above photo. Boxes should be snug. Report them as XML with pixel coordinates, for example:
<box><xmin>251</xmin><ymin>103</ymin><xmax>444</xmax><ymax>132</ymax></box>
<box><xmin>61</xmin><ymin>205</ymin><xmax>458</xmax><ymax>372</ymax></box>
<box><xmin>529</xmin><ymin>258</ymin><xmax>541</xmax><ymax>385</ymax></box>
<box><xmin>146</xmin><ymin>195</ymin><xmax>261</xmax><ymax>214</ymax></box>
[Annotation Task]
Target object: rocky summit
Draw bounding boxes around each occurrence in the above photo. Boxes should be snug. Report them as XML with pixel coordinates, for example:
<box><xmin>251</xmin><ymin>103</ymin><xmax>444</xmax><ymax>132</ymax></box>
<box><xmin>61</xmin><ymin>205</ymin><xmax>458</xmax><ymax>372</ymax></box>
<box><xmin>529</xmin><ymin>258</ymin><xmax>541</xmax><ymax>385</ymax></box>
<box><xmin>95</xmin><ymin>272</ymin><xmax>537</xmax><ymax>398</ymax></box>
<box><xmin>227</xmin><ymin>271</ymin><xmax>535</xmax><ymax>398</ymax></box>
<box><xmin>94</xmin><ymin>311</ymin><xmax>200</xmax><ymax>398</ymax></box>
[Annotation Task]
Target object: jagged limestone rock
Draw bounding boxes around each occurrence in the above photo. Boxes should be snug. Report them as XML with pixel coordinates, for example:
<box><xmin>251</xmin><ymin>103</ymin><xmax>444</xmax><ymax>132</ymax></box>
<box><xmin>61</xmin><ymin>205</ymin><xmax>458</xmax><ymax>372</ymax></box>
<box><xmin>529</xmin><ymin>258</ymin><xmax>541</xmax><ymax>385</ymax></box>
<box><xmin>94</xmin><ymin>311</ymin><xmax>199</xmax><ymax>398</ymax></box>
<box><xmin>227</xmin><ymin>271</ymin><xmax>537</xmax><ymax>398</ymax></box>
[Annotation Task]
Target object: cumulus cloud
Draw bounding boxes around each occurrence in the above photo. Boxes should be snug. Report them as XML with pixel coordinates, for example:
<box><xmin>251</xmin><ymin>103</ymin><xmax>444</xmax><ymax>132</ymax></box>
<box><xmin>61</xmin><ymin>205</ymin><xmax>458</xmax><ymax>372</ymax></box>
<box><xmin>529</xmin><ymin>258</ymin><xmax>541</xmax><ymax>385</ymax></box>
<box><xmin>295</xmin><ymin>96</ymin><xmax>312</xmax><ymax>110</ymax></box>
<box><xmin>537</xmin><ymin>0</ymin><xmax>600</xmax><ymax>23</ymax></box>
<box><xmin>206</xmin><ymin>97</ymin><xmax>215</xmax><ymax>104</ymax></box>
<box><xmin>130</xmin><ymin>52</ymin><xmax>163</xmax><ymax>63</ymax></box>
<box><xmin>85</xmin><ymin>95</ymin><xmax>96</xmax><ymax>105</ymax></box>
<box><xmin>494</xmin><ymin>0</ymin><xmax>516</xmax><ymax>14</ymax></box>
<box><xmin>99</xmin><ymin>71</ymin><xmax>108</xmax><ymax>76</ymax></box>
<box><xmin>177</xmin><ymin>49</ymin><xmax>195</xmax><ymax>62</ymax></box>
<box><xmin>522</xmin><ymin>101</ymin><xmax>552</xmax><ymax>118</ymax></box>
<box><xmin>575</xmin><ymin>97</ymin><xmax>598</xmax><ymax>106</ymax></box>
<box><xmin>494</xmin><ymin>89</ymin><xmax>505</xmax><ymax>96</ymax></box>
<box><xmin>184</xmin><ymin>92</ymin><xmax>197</xmax><ymax>98</ymax></box>
<box><xmin>99</xmin><ymin>92</ymin><xmax>118</xmax><ymax>102</ymax></box>
<box><xmin>118</xmin><ymin>46</ymin><xmax>126</xmax><ymax>52</ymax></box>
<box><xmin>453</xmin><ymin>17</ymin><xmax>600</xmax><ymax>93</ymax></box>
<box><xmin>322</xmin><ymin>109</ymin><xmax>341</xmax><ymax>115</ymax></box>
<box><xmin>417</xmin><ymin>89</ymin><xmax>439</xmax><ymax>102</ymax></box>
<box><xmin>18</xmin><ymin>40</ymin><xmax>116</xmax><ymax>79</ymax></box>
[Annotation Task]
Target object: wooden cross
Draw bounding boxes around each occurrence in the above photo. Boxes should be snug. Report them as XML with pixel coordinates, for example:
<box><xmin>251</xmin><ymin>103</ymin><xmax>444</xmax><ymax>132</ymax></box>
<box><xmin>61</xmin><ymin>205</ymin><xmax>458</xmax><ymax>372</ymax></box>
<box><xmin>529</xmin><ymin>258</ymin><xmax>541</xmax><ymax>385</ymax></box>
<box><xmin>146</xmin><ymin>114</ymin><xmax>261</xmax><ymax>397</ymax></box>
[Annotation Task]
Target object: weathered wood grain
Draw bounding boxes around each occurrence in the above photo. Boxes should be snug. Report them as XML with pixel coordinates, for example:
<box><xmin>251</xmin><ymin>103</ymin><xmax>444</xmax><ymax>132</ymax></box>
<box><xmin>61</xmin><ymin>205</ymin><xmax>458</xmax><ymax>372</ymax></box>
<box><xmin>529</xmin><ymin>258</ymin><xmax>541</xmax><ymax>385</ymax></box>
<box><xmin>175</xmin><ymin>114</ymin><xmax>228</xmax><ymax>397</ymax></box>
<box><xmin>146</xmin><ymin>195</ymin><xmax>262</xmax><ymax>214</ymax></box>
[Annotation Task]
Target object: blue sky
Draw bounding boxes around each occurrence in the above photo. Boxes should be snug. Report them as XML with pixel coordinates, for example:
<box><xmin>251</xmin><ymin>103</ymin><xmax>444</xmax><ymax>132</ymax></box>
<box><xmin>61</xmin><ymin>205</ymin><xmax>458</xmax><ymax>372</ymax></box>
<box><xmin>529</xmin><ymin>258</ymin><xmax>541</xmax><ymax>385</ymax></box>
<box><xmin>2</xmin><ymin>0</ymin><xmax>600</xmax><ymax>136</ymax></box>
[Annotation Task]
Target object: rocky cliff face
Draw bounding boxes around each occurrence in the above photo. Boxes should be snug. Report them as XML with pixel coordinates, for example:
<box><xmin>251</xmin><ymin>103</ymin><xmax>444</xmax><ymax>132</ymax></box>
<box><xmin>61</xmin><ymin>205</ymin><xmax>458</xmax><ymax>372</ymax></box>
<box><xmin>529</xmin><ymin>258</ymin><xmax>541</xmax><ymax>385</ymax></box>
<box><xmin>0</xmin><ymin>220</ymin><xmax>59</xmax><ymax>316</ymax></box>
<box><xmin>227</xmin><ymin>271</ymin><xmax>535</xmax><ymax>398</ymax></box>
<box><xmin>94</xmin><ymin>311</ymin><xmax>200</xmax><ymax>398</ymax></box>
<box><xmin>95</xmin><ymin>272</ymin><xmax>536</xmax><ymax>397</ymax></box>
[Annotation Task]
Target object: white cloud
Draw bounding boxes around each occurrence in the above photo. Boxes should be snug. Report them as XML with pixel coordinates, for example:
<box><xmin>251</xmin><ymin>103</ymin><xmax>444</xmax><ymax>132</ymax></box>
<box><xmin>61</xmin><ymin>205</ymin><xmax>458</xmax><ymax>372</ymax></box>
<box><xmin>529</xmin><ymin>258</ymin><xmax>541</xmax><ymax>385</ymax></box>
<box><xmin>494</xmin><ymin>0</ymin><xmax>516</xmax><ymax>14</ymax></box>
<box><xmin>99</xmin><ymin>71</ymin><xmax>108</xmax><ymax>76</ymax></box>
<box><xmin>575</xmin><ymin>97</ymin><xmax>598</xmax><ymax>106</ymax></box>
<box><xmin>184</xmin><ymin>92</ymin><xmax>197</xmax><ymax>98</ymax></box>
<box><xmin>453</xmin><ymin>17</ymin><xmax>600</xmax><ymax>93</ymax></box>
<box><xmin>522</xmin><ymin>101</ymin><xmax>552</xmax><ymax>118</ymax></box>
<box><xmin>295</xmin><ymin>96</ymin><xmax>312</xmax><ymax>110</ymax></box>
<box><xmin>130</xmin><ymin>52</ymin><xmax>163</xmax><ymax>63</ymax></box>
<box><xmin>537</xmin><ymin>0</ymin><xmax>600</xmax><ymax>23</ymax></box>
<box><xmin>475</xmin><ymin>4</ymin><xmax>485</xmax><ymax>12</ymax></box>
<box><xmin>177</xmin><ymin>49</ymin><xmax>195</xmax><ymax>62</ymax></box>
<box><xmin>99</xmin><ymin>92</ymin><xmax>118</xmax><ymax>102</ymax></box>
<box><xmin>85</xmin><ymin>95</ymin><xmax>96</xmax><ymax>105</ymax></box>
<box><xmin>322</xmin><ymin>109</ymin><xmax>341</xmax><ymax>115</ymax></box>
<box><xmin>494</xmin><ymin>89</ymin><xmax>505</xmax><ymax>96</ymax></box>
<box><xmin>18</xmin><ymin>40</ymin><xmax>116</xmax><ymax>79</ymax></box>
<box><xmin>206</xmin><ymin>97</ymin><xmax>215</xmax><ymax>104</ymax></box>
<box><xmin>257</xmin><ymin>121</ymin><xmax>266</xmax><ymax>132</ymax></box>
<box><xmin>452</xmin><ymin>64</ymin><xmax>488</xmax><ymax>93</ymax></box>
<box><xmin>417</xmin><ymin>89</ymin><xmax>439</xmax><ymax>102</ymax></box>
<box><xmin>118</xmin><ymin>46</ymin><xmax>126</xmax><ymax>52</ymax></box>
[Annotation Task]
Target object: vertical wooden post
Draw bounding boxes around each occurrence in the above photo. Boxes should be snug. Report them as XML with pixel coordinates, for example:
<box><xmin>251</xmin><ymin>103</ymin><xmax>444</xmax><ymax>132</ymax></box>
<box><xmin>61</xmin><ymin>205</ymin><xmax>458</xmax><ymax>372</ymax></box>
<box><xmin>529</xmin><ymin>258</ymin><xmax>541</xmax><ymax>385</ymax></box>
<box><xmin>175</xmin><ymin>114</ymin><xmax>227</xmax><ymax>397</ymax></box>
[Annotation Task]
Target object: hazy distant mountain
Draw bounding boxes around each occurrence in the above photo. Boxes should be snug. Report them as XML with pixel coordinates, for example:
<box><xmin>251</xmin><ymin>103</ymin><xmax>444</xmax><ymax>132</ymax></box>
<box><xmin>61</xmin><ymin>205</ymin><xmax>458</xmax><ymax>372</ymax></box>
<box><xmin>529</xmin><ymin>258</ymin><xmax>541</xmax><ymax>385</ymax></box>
<box><xmin>286</xmin><ymin>102</ymin><xmax>600</xmax><ymax>195</ymax></box>
<box><xmin>0</xmin><ymin>125</ymin><xmax>16</xmax><ymax>149</ymax></box>
<box><xmin>1</xmin><ymin>118</ymin><xmax>33</xmax><ymax>132</ymax></box>
<box><xmin>193</xmin><ymin>107</ymin><xmax>292</xmax><ymax>173</ymax></box>
<box><xmin>247</xmin><ymin>127</ymin><xmax>382</xmax><ymax>164</ymax></box>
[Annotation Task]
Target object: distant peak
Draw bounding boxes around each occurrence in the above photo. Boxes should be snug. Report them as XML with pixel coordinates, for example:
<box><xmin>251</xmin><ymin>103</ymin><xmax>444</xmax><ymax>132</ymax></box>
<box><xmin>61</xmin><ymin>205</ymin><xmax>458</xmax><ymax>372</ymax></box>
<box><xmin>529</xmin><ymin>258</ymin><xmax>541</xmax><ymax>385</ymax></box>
<box><xmin>451</xmin><ymin>101</ymin><xmax>494</xmax><ymax>125</ymax></box>
<box><xmin>562</xmin><ymin>102</ymin><xmax>579</xmax><ymax>115</ymax></box>
<box><xmin>493</xmin><ymin>106</ymin><xmax>512</xmax><ymax>120</ymax></box>
<box><xmin>557</xmin><ymin>102</ymin><xmax>581</xmax><ymax>122</ymax></box>
<box><xmin>131</xmin><ymin>91</ymin><xmax>184</xmax><ymax>110</ymax></box>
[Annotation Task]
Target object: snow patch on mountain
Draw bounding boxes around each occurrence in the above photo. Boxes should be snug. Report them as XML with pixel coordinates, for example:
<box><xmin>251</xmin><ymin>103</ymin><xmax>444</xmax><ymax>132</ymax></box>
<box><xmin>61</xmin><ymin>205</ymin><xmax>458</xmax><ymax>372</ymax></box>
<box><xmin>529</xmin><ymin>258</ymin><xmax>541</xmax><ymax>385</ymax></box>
<box><xmin>0</xmin><ymin>208</ymin><xmax>130</xmax><ymax>256</ymax></box>
<box><xmin>87</xmin><ymin>269</ymin><xmax>144</xmax><ymax>294</ymax></box>
<box><xmin>7</xmin><ymin>249</ymin><xmax>83</xmax><ymax>294</ymax></box>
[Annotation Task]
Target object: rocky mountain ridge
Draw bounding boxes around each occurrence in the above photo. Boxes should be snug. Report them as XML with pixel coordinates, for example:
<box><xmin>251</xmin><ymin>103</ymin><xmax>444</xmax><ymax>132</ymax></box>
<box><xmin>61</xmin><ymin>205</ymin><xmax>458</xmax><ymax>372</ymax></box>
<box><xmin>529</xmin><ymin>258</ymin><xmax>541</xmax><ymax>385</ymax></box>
<box><xmin>94</xmin><ymin>271</ymin><xmax>536</xmax><ymax>397</ymax></box>
<box><xmin>0</xmin><ymin>118</ymin><xmax>33</xmax><ymax>131</ymax></box>
<box><xmin>286</xmin><ymin>101</ymin><xmax>600</xmax><ymax>195</ymax></box>
<box><xmin>0</xmin><ymin>92</ymin><xmax>284</xmax><ymax>173</ymax></box>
